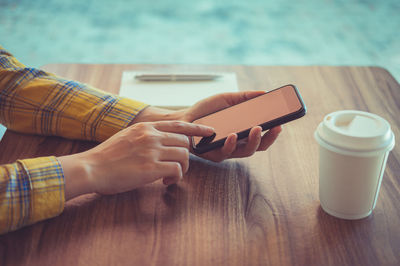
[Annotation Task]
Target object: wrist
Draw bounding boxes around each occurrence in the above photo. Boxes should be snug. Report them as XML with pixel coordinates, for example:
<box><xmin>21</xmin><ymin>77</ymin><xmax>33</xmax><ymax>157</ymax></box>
<box><xmin>129</xmin><ymin>106</ymin><xmax>186</xmax><ymax>125</ymax></box>
<box><xmin>58</xmin><ymin>153</ymin><xmax>94</xmax><ymax>201</ymax></box>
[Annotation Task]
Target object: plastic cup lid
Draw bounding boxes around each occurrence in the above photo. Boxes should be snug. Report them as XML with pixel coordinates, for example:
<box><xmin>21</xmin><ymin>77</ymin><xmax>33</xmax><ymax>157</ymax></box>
<box><xmin>315</xmin><ymin>110</ymin><xmax>395</xmax><ymax>154</ymax></box>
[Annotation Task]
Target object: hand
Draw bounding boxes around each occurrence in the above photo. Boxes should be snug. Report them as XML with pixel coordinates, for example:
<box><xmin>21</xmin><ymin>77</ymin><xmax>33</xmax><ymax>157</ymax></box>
<box><xmin>180</xmin><ymin>91</ymin><xmax>282</xmax><ymax>162</ymax></box>
<box><xmin>59</xmin><ymin>121</ymin><xmax>214</xmax><ymax>200</ymax></box>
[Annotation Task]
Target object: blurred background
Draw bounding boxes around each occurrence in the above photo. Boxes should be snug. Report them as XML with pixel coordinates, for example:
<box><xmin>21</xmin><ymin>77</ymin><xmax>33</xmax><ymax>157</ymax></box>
<box><xmin>1</xmin><ymin>0</ymin><xmax>399</xmax><ymax>81</ymax></box>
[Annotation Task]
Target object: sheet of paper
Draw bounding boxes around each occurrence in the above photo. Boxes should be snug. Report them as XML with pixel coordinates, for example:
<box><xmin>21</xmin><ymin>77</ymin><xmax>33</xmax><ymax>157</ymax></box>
<box><xmin>119</xmin><ymin>71</ymin><xmax>238</xmax><ymax>108</ymax></box>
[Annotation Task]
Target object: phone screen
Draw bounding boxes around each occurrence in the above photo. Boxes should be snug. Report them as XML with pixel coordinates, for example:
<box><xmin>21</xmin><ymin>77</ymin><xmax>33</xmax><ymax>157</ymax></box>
<box><xmin>192</xmin><ymin>85</ymin><xmax>304</xmax><ymax>148</ymax></box>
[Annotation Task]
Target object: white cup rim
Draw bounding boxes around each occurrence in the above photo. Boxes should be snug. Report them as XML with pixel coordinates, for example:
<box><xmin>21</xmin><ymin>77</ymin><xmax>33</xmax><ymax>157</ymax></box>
<box><xmin>314</xmin><ymin>110</ymin><xmax>395</xmax><ymax>156</ymax></box>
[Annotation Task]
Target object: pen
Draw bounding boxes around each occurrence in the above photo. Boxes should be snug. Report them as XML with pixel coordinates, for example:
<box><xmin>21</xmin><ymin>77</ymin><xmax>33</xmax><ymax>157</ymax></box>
<box><xmin>135</xmin><ymin>74</ymin><xmax>221</xmax><ymax>82</ymax></box>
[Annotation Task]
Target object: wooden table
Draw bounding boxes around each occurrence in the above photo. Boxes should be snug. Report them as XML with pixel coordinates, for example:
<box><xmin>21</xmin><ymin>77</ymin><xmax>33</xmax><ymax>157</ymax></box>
<box><xmin>0</xmin><ymin>64</ymin><xmax>399</xmax><ymax>266</ymax></box>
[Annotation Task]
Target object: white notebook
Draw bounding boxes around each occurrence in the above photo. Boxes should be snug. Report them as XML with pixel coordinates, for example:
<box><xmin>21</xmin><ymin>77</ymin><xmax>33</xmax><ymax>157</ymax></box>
<box><xmin>119</xmin><ymin>71</ymin><xmax>238</xmax><ymax>108</ymax></box>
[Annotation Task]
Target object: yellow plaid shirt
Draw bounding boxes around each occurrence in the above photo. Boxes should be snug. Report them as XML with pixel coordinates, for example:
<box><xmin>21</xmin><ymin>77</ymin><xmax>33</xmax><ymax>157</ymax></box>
<box><xmin>0</xmin><ymin>46</ymin><xmax>148</xmax><ymax>234</ymax></box>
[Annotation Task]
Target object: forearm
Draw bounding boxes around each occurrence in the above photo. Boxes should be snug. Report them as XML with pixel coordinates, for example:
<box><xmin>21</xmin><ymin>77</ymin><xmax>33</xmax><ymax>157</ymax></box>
<box><xmin>0</xmin><ymin>46</ymin><xmax>148</xmax><ymax>142</ymax></box>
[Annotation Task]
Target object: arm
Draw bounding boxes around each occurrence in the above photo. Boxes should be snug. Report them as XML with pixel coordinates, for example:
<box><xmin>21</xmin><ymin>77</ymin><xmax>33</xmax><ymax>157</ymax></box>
<box><xmin>0</xmin><ymin>46</ymin><xmax>147</xmax><ymax>234</ymax></box>
<box><xmin>0</xmin><ymin>120</ymin><xmax>214</xmax><ymax>235</ymax></box>
<box><xmin>0</xmin><ymin>46</ymin><xmax>148</xmax><ymax>142</ymax></box>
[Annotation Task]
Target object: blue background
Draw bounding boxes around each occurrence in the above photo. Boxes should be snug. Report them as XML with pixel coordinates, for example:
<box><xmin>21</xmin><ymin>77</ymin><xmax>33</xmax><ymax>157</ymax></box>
<box><xmin>1</xmin><ymin>0</ymin><xmax>399</xmax><ymax>81</ymax></box>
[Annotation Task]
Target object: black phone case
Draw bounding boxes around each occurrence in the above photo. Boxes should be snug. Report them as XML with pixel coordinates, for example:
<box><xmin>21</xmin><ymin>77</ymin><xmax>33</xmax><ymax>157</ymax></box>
<box><xmin>192</xmin><ymin>84</ymin><xmax>306</xmax><ymax>154</ymax></box>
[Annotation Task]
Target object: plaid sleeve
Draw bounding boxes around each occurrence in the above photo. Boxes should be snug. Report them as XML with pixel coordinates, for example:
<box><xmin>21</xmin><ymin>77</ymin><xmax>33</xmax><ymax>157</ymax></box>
<box><xmin>0</xmin><ymin>156</ymin><xmax>64</xmax><ymax>234</ymax></box>
<box><xmin>0</xmin><ymin>46</ymin><xmax>148</xmax><ymax>142</ymax></box>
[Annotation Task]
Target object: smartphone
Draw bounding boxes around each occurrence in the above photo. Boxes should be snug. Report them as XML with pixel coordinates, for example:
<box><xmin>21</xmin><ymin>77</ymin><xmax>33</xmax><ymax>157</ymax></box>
<box><xmin>192</xmin><ymin>84</ymin><xmax>306</xmax><ymax>154</ymax></box>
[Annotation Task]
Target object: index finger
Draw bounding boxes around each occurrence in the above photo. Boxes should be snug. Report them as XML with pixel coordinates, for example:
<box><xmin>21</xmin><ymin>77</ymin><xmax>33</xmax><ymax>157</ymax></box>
<box><xmin>154</xmin><ymin>121</ymin><xmax>214</xmax><ymax>136</ymax></box>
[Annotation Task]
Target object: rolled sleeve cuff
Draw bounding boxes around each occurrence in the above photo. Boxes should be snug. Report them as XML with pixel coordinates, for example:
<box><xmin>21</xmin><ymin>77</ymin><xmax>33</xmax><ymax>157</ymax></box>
<box><xmin>18</xmin><ymin>156</ymin><xmax>65</xmax><ymax>226</ymax></box>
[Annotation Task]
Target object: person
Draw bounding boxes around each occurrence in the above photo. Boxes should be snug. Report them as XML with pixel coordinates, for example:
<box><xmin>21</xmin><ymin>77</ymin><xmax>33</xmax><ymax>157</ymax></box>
<box><xmin>0</xmin><ymin>46</ymin><xmax>281</xmax><ymax>234</ymax></box>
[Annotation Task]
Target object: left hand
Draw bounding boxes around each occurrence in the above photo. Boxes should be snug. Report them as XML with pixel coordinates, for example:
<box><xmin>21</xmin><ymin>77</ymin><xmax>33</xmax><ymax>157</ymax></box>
<box><xmin>180</xmin><ymin>91</ymin><xmax>282</xmax><ymax>162</ymax></box>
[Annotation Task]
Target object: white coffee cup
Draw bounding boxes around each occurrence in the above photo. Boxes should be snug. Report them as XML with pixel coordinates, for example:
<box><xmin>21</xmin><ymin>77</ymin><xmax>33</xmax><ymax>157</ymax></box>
<box><xmin>314</xmin><ymin>110</ymin><xmax>395</xmax><ymax>219</ymax></box>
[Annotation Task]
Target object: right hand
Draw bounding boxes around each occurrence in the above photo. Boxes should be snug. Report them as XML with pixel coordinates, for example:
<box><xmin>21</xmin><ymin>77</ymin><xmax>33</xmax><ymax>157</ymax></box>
<box><xmin>59</xmin><ymin>121</ymin><xmax>214</xmax><ymax>199</ymax></box>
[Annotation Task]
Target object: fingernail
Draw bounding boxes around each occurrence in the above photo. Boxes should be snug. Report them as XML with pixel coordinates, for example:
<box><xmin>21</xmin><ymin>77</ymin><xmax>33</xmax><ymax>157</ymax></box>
<box><xmin>206</xmin><ymin>126</ymin><xmax>215</xmax><ymax>132</ymax></box>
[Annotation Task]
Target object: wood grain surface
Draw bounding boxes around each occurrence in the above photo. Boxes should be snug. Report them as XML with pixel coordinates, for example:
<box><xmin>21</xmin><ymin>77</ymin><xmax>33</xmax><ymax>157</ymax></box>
<box><xmin>0</xmin><ymin>64</ymin><xmax>399</xmax><ymax>266</ymax></box>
